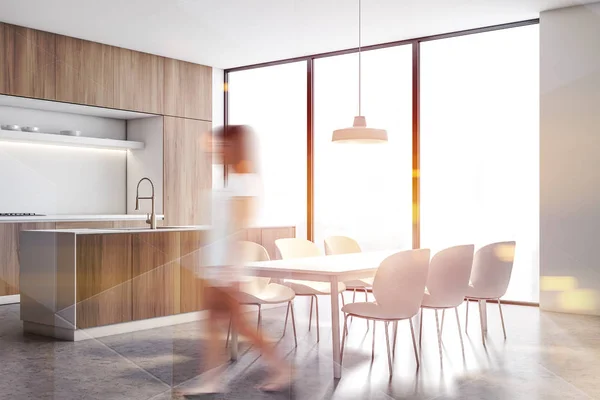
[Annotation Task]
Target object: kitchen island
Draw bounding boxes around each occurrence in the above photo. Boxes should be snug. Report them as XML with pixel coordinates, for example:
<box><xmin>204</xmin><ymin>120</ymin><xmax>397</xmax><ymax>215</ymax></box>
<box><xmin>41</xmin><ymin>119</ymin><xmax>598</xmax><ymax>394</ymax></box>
<box><xmin>19</xmin><ymin>225</ymin><xmax>295</xmax><ymax>341</ymax></box>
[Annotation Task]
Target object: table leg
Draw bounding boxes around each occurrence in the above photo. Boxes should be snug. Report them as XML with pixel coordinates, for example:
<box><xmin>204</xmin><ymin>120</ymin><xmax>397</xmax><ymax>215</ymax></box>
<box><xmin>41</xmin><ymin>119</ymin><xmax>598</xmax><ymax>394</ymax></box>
<box><xmin>330</xmin><ymin>276</ymin><xmax>342</xmax><ymax>379</ymax></box>
<box><xmin>478</xmin><ymin>299</ymin><xmax>487</xmax><ymax>334</ymax></box>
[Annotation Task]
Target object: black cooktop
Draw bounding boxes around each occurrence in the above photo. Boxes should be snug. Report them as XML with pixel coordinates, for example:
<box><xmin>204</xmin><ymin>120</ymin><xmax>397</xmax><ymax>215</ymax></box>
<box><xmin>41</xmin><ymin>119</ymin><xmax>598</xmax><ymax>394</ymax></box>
<box><xmin>0</xmin><ymin>213</ymin><xmax>45</xmax><ymax>217</ymax></box>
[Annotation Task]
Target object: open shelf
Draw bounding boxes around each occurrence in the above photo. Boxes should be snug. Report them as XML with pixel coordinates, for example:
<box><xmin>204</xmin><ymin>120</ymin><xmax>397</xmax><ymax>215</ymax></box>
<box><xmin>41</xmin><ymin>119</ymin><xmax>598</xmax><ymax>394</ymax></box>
<box><xmin>0</xmin><ymin>129</ymin><xmax>145</xmax><ymax>150</ymax></box>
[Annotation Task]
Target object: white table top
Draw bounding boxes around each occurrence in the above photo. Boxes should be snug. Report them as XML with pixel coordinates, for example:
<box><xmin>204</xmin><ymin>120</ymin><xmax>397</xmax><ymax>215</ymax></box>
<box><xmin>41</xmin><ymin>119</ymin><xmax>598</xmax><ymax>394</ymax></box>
<box><xmin>245</xmin><ymin>249</ymin><xmax>403</xmax><ymax>280</ymax></box>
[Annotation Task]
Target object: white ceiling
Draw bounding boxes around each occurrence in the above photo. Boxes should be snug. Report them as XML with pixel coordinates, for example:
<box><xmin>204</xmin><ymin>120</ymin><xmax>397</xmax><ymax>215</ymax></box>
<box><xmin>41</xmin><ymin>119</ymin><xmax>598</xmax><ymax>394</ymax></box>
<box><xmin>0</xmin><ymin>0</ymin><xmax>596</xmax><ymax>69</ymax></box>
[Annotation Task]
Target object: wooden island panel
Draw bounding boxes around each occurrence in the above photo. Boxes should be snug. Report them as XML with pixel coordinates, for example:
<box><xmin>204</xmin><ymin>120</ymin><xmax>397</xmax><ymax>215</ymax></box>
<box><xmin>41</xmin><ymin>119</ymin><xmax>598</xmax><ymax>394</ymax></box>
<box><xmin>179</xmin><ymin>230</ymin><xmax>207</xmax><ymax>313</ymax></box>
<box><xmin>76</xmin><ymin>234</ymin><xmax>132</xmax><ymax>329</ymax></box>
<box><xmin>132</xmin><ymin>231</ymin><xmax>181</xmax><ymax>320</ymax></box>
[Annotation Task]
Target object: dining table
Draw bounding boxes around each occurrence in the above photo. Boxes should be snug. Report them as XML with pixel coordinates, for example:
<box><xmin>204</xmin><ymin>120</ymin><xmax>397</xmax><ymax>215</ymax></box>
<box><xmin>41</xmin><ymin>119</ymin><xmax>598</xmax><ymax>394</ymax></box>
<box><xmin>231</xmin><ymin>249</ymin><xmax>401</xmax><ymax>379</ymax></box>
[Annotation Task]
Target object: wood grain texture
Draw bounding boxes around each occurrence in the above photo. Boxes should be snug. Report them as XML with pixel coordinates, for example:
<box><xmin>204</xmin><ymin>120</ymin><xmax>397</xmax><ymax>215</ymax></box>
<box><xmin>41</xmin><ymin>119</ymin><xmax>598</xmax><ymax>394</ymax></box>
<box><xmin>0</xmin><ymin>23</ymin><xmax>15</xmax><ymax>95</ymax></box>
<box><xmin>179</xmin><ymin>230</ymin><xmax>208</xmax><ymax>313</ymax></box>
<box><xmin>132</xmin><ymin>231</ymin><xmax>181</xmax><ymax>320</ymax></box>
<box><xmin>246</xmin><ymin>228</ymin><xmax>262</xmax><ymax>245</ymax></box>
<box><xmin>0</xmin><ymin>223</ymin><xmax>19</xmax><ymax>296</ymax></box>
<box><xmin>76</xmin><ymin>234</ymin><xmax>132</xmax><ymax>329</ymax></box>
<box><xmin>260</xmin><ymin>227</ymin><xmax>296</xmax><ymax>260</ymax></box>
<box><xmin>55</xmin><ymin>35</ymin><xmax>115</xmax><ymax>108</ymax></box>
<box><xmin>114</xmin><ymin>48</ymin><xmax>163</xmax><ymax>114</ymax></box>
<box><xmin>0</xmin><ymin>24</ymin><xmax>56</xmax><ymax>99</ymax></box>
<box><xmin>164</xmin><ymin>58</ymin><xmax>212</xmax><ymax>120</ymax></box>
<box><xmin>0</xmin><ymin>222</ymin><xmax>56</xmax><ymax>296</ymax></box>
<box><xmin>163</xmin><ymin>117</ymin><xmax>212</xmax><ymax>226</ymax></box>
<box><xmin>13</xmin><ymin>26</ymin><xmax>56</xmax><ymax>100</ymax></box>
<box><xmin>56</xmin><ymin>221</ymin><xmax>115</xmax><ymax>230</ymax></box>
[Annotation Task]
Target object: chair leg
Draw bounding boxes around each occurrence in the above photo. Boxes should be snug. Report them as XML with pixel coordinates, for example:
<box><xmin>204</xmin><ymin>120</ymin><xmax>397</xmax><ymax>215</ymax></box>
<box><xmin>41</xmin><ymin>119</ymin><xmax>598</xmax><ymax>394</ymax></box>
<box><xmin>384</xmin><ymin>322</ymin><xmax>393</xmax><ymax>377</ymax></box>
<box><xmin>350</xmin><ymin>289</ymin><xmax>356</xmax><ymax>323</ymax></box>
<box><xmin>434</xmin><ymin>309</ymin><xmax>443</xmax><ymax>363</ymax></box>
<box><xmin>282</xmin><ymin>301</ymin><xmax>290</xmax><ymax>336</ymax></box>
<box><xmin>371</xmin><ymin>320</ymin><xmax>376</xmax><ymax>361</ymax></box>
<box><xmin>225</xmin><ymin>317</ymin><xmax>232</xmax><ymax>348</ymax></box>
<box><xmin>392</xmin><ymin>321</ymin><xmax>398</xmax><ymax>359</ymax></box>
<box><xmin>465</xmin><ymin>299</ymin><xmax>469</xmax><ymax>333</ymax></box>
<box><xmin>315</xmin><ymin>295</ymin><xmax>320</xmax><ymax>343</ymax></box>
<box><xmin>440</xmin><ymin>309</ymin><xmax>445</xmax><ymax>336</ymax></box>
<box><xmin>419</xmin><ymin>308</ymin><xmax>424</xmax><ymax>348</ymax></box>
<box><xmin>309</xmin><ymin>296</ymin><xmax>314</xmax><ymax>332</ymax></box>
<box><xmin>364</xmin><ymin>288</ymin><xmax>370</xmax><ymax>330</ymax></box>
<box><xmin>479</xmin><ymin>300</ymin><xmax>486</xmax><ymax>344</ymax></box>
<box><xmin>498</xmin><ymin>298</ymin><xmax>507</xmax><ymax>339</ymax></box>
<box><xmin>257</xmin><ymin>304</ymin><xmax>262</xmax><ymax>334</ymax></box>
<box><xmin>341</xmin><ymin>292</ymin><xmax>345</xmax><ymax>306</ymax></box>
<box><xmin>409</xmin><ymin>319</ymin><xmax>420</xmax><ymax>369</ymax></box>
<box><xmin>455</xmin><ymin>307</ymin><xmax>465</xmax><ymax>355</ymax></box>
<box><xmin>340</xmin><ymin>313</ymin><xmax>350</xmax><ymax>364</ymax></box>
<box><xmin>290</xmin><ymin>301</ymin><xmax>298</xmax><ymax>347</ymax></box>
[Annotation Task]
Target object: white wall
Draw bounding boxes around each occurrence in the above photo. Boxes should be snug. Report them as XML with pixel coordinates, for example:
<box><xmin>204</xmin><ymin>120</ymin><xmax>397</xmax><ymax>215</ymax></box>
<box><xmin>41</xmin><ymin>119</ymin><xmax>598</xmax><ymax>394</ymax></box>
<box><xmin>0</xmin><ymin>106</ymin><xmax>126</xmax><ymax>214</ymax></box>
<box><xmin>540</xmin><ymin>3</ymin><xmax>600</xmax><ymax>315</ymax></box>
<box><xmin>126</xmin><ymin>116</ymin><xmax>164</xmax><ymax>214</ymax></box>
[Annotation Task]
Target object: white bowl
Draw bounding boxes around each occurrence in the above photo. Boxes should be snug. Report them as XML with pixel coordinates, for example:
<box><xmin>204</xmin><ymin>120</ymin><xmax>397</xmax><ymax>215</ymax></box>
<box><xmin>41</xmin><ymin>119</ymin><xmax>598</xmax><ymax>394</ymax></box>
<box><xmin>1</xmin><ymin>124</ymin><xmax>20</xmax><ymax>131</ymax></box>
<box><xmin>21</xmin><ymin>127</ymin><xmax>40</xmax><ymax>133</ymax></box>
<box><xmin>60</xmin><ymin>130</ymin><xmax>82</xmax><ymax>136</ymax></box>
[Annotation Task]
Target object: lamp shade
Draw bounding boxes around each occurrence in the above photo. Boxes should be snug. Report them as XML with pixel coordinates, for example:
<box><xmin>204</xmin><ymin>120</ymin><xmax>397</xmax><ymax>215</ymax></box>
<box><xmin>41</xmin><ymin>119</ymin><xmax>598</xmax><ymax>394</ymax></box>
<box><xmin>332</xmin><ymin>116</ymin><xmax>388</xmax><ymax>143</ymax></box>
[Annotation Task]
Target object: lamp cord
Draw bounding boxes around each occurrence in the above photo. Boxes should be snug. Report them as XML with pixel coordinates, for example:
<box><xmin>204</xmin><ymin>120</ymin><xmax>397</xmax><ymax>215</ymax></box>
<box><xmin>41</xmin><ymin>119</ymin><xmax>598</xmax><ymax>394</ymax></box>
<box><xmin>358</xmin><ymin>0</ymin><xmax>362</xmax><ymax>116</ymax></box>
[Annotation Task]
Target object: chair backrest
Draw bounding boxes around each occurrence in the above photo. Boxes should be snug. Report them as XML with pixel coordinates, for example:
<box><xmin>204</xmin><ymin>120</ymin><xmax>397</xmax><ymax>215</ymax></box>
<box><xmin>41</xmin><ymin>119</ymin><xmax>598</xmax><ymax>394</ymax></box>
<box><xmin>372</xmin><ymin>249</ymin><xmax>431</xmax><ymax>317</ymax></box>
<box><xmin>424</xmin><ymin>245</ymin><xmax>475</xmax><ymax>308</ymax></box>
<box><xmin>275</xmin><ymin>238</ymin><xmax>321</xmax><ymax>259</ymax></box>
<box><xmin>324</xmin><ymin>236</ymin><xmax>362</xmax><ymax>255</ymax></box>
<box><xmin>469</xmin><ymin>241</ymin><xmax>516</xmax><ymax>299</ymax></box>
<box><xmin>236</xmin><ymin>241</ymin><xmax>271</xmax><ymax>293</ymax></box>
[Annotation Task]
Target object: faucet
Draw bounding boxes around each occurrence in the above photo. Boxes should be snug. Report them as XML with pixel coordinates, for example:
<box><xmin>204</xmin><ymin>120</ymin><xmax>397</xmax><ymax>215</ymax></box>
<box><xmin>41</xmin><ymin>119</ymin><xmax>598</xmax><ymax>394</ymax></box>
<box><xmin>135</xmin><ymin>177</ymin><xmax>156</xmax><ymax>229</ymax></box>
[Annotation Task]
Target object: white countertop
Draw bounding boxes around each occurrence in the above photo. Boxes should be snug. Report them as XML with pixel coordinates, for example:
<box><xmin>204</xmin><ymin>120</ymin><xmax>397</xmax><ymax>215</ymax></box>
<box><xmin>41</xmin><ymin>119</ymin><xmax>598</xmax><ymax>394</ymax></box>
<box><xmin>26</xmin><ymin>225</ymin><xmax>211</xmax><ymax>234</ymax></box>
<box><xmin>0</xmin><ymin>214</ymin><xmax>165</xmax><ymax>223</ymax></box>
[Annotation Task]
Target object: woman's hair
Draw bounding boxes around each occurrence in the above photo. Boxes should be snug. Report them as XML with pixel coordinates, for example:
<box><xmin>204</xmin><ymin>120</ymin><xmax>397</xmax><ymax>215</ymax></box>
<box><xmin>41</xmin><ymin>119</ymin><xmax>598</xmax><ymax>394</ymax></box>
<box><xmin>213</xmin><ymin>125</ymin><xmax>257</xmax><ymax>172</ymax></box>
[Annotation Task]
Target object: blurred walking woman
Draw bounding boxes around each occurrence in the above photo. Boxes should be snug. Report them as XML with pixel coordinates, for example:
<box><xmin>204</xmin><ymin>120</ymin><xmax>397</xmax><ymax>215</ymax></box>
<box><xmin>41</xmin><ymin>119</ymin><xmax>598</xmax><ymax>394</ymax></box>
<box><xmin>179</xmin><ymin>125</ymin><xmax>290</xmax><ymax>396</ymax></box>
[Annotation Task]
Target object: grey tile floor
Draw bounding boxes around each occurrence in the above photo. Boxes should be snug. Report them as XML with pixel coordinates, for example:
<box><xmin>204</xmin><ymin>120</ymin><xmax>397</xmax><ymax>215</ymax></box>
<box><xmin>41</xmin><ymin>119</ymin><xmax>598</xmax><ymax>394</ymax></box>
<box><xmin>0</xmin><ymin>297</ymin><xmax>599</xmax><ymax>399</ymax></box>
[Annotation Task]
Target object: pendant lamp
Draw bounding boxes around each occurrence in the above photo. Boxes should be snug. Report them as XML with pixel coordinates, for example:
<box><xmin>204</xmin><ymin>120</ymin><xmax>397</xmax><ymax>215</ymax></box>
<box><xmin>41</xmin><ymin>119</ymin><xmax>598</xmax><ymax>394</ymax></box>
<box><xmin>332</xmin><ymin>0</ymin><xmax>388</xmax><ymax>143</ymax></box>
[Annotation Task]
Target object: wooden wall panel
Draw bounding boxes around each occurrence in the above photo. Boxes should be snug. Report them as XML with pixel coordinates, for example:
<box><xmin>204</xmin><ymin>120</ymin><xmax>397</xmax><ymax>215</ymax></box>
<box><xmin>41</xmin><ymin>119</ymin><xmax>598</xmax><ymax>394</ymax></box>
<box><xmin>13</xmin><ymin>27</ymin><xmax>56</xmax><ymax>100</ymax></box>
<box><xmin>246</xmin><ymin>228</ymin><xmax>262</xmax><ymax>245</ymax></box>
<box><xmin>114</xmin><ymin>48</ymin><xmax>163</xmax><ymax>114</ymax></box>
<box><xmin>56</xmin><ymin>221</ymin><xmax>115</xmax><ymax>230</ymax></box>
<box><xmin>179</xmin><ymin>230</ymin><xmax>207</xmax><ymax>313</ymax></box>
<box><xmin>164</xmin><ymin>59</ymin><xmax>212</xmax><ymax>120</ymax></box>
<box><xmin>163</xmin><ymin>117</ymin><xmax>212</xmax><ymax>226</ymax></box>
<box><xmin>0</xmin><ymin>222</ymin><xmax>56</xmax><ymax>296</ymax></box>
<box><xmin>76</xmin><ymin>234</ymin><xmax>132</xmax><ymax>329</ymax></box>
<box><xmin>0</xmin><ymin>24</ymin><xmax>56</xmax><ymax>99</ymax></box>
<box><xmin>0</xmin><ymin>223</ymin><xmax>19</xmax><ymax>296</ymax></box>
<box><xmin>132</xmin><ymin>231</ymin><xmax>181</xmax><ymax>320</ymax></box>
<box><xmin>260</xmin><ymin>227</ymin><xmax>296</xmax><ymax>260</ymax></box>
<box><xmin>0</xmin><ymin>23</ymin><xmax>15</xmax><ymax>95</ymax></box>
<box><xmin>55</xmin><ymin>35</ymin><xmax>114</xmax><ymax>108</ymax></box>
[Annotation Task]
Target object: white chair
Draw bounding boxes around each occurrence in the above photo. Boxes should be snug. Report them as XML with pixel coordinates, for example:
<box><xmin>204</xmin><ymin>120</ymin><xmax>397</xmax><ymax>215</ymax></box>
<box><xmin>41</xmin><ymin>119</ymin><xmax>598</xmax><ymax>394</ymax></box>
<box><xmin>275</xmin><ymin>238</ymin><xmax>346</xmax><ymax>342</ymax></box>
<box><xmin>324</xmin><ymin>236</ymin><xmax>373</xmax><ymax>302</ymax></box>
<box><xmin>465</xmin><ymin>241</ymin><xmax>516</xmax><ymax>342</ymax></box>
<box><xmin>340</xmin><ymin>249</ymin><xmax>431</xmax><ymax>376</ymax></box>
<box><xmin>419</xmin><ymin>244</ymin><xmax>474</xmax><ymax>361</ymax></box>
<box><xmin>225</xmin><ymin>241</ymin><xmax>298</xmax><ymax>347</ymax></box>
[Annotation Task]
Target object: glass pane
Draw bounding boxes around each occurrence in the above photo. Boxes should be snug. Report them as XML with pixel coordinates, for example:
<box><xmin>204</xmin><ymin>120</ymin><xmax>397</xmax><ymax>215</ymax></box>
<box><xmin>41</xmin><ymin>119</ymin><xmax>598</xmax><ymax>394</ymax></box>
<box><xmin>420</xmin><ymin>25</ymin><xmax>539</xmax><ymax>302</ymax></box>
<box><xmin>314</xmin><ymin>46</ymin><xmax>413</xmax><ymax>252</ymax></box>
<box><xmin>228</xmin><ymin>62</ymin><xmax>308</xmax><ymax>238</ymax></box>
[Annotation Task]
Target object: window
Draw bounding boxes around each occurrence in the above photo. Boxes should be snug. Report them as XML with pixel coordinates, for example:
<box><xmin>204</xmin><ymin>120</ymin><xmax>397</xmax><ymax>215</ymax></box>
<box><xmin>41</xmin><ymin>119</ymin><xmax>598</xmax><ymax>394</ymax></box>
<box><xmin>228</xmin><ymin>62</ymin><xmax>308</xmax><ymax>238</ymax></box>
<box><xmin>313</xmin><ymin>46</ymin><xmax>413</xmax><ymax>252</ymax></box>
<box><xmin>420</xmin><ymin>25</ymin><xmax>539</xmax><ymax>302</ymax></box>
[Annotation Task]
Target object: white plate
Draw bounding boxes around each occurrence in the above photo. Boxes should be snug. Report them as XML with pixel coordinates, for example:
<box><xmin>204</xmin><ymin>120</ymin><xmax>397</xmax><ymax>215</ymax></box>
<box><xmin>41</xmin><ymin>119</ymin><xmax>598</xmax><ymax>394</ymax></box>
<box><xmin>1</xmin><ymin>124</ymin><xmax>20</xmax><ymax>131</ymax></box>
<box><xmin>21</xmin><ymin>127</ymin><xmax>40</xmax><ymax>133</ymax></box>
